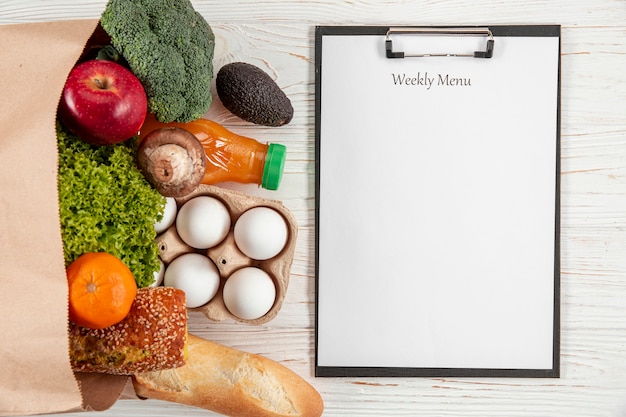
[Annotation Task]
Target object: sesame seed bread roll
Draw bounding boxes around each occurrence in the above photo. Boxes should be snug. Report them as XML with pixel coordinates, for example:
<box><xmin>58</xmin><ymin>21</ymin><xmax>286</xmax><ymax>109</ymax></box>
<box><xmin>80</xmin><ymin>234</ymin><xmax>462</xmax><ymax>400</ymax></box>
<box><xmin>132</xmin><ymin>334</ymin><xmax>324</xmax><ymax>417</ymax></box>
<box><xmin>69</xmin><ymin>287</ymin><xmax>187</xmax><ymax>375</ymax></box>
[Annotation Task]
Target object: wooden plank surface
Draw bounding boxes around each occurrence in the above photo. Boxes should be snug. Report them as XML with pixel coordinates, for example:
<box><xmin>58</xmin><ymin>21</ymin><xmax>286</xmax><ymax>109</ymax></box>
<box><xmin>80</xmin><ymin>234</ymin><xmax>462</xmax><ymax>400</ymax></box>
<box><xmin>2</xmin><ymin>0</ymin><xmax>626</xmax><ymax>416</ymax></box>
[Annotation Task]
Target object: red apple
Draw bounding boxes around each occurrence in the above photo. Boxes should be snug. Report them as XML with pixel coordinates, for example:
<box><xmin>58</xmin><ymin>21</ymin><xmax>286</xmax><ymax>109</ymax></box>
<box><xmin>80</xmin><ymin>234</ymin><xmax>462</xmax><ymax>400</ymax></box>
<box><xmin>58</xmin><ymin>60</ymin><xmax>147</xmax><ymax>146</ymax></box>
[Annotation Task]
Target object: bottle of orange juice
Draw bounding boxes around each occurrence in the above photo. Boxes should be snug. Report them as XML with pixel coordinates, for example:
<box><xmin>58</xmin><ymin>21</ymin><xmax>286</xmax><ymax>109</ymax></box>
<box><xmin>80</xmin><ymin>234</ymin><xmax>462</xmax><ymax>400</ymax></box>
<box><xmin>139</xmin><ymin>113</ymin><xmax>286</xmax><ymax>190</ymax></box>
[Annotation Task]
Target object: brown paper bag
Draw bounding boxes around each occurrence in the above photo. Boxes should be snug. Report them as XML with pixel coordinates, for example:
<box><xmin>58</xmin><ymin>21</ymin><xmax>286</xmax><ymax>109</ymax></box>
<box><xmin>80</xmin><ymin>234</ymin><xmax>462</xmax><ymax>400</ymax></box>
<box><xmin>0</xmin><ymin>19</ymin><xmax>130</xmax><ymax>415</ymax></box>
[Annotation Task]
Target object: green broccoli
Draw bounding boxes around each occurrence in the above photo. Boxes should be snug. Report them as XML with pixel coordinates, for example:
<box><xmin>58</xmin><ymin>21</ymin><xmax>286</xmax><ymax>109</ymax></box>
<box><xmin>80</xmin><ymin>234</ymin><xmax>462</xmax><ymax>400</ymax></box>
<box><xmin>100</xmin><ymin>0</ymin><xmax>215</xmax><ymax>123</ymax></box>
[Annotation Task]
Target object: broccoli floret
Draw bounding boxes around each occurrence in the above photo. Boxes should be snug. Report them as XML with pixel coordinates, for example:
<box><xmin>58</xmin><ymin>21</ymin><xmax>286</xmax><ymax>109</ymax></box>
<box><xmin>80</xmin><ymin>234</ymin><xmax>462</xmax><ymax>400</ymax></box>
<box><xmin>100</xmin><ymin>0</ymin><xmax>215</xmax><ymax>123</ymax></box>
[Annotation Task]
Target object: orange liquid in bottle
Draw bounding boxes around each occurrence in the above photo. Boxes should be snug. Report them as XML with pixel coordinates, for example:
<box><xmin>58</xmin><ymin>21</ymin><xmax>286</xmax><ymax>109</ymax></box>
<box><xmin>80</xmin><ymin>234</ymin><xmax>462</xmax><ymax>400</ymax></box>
<box><xmin>139</xmin><ymin>113</ymin><xmax>285</xmax><ymax>189</ymax></box>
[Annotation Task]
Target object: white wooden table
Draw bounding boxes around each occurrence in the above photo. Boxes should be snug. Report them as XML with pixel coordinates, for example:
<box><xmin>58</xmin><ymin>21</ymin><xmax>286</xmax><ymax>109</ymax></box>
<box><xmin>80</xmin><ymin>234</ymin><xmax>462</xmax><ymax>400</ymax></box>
<box><xmin>2</xmin><ymin>0</ymin><xmax>626</xmax><ymax>416</ymax></box>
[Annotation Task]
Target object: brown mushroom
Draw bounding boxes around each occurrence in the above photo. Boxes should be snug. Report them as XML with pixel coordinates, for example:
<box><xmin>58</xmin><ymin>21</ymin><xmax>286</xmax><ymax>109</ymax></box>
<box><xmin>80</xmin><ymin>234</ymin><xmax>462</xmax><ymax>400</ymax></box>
<box><xmin>137</xmin><ymin>127</ymin><xmax>207</xmax><ymax>197</ymax></box>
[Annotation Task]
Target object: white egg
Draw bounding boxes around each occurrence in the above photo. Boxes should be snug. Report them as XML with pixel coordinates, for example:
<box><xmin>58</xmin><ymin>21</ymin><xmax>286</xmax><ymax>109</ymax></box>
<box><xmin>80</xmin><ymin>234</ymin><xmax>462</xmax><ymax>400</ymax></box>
<box><xmin>176</xmin><ymin>196</ymin><xmax>231</xmax><ymax>249</ymax></box>
<box><xmin>163</xmin><ymin>253</ymin><xmax>220</xmax><ymax>308</ymax></box>
<box><xmin>223</xmin><ymin>267</ymin><xmax>276</xmax><ymax>320</ymax></box>
<box><xmin>150</xmin><ymin>258</ymin><xmax>165</xmax><ymax>287</ymax></box>
<box><xmin>233</xmin><ymin>207</ymin><xmax>288</xmax><ymax>260</ymax></box>
<box><xmin>154</xmin><ymin>197</ymin><xmax>177</xmax><ymax>234</ymax></box>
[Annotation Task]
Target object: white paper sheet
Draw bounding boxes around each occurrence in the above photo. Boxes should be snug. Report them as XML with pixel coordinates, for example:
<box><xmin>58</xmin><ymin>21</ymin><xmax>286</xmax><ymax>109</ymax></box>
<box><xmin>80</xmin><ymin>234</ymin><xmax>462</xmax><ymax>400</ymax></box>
<box><xmin>316</xmin><ymin>27</ymin><xmax>560</xmax><ymax>375</ymax></box>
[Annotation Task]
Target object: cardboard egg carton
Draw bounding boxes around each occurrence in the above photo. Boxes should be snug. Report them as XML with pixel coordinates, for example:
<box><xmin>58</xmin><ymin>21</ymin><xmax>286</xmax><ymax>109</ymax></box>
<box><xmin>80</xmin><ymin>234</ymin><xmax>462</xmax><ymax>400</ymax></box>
<box><xmin>156</xmin><ymin>184</ymin><xmax>298</xmax><ymax>325</ymax></box>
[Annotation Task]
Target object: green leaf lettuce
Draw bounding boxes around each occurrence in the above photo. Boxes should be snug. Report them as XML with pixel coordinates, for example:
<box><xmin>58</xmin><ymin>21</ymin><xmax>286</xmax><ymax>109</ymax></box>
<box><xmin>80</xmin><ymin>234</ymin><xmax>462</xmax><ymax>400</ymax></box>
<box><xmin>57</xmin><ymin>122</ymin><xmax>164</xmax><ymax>288</ymax></box>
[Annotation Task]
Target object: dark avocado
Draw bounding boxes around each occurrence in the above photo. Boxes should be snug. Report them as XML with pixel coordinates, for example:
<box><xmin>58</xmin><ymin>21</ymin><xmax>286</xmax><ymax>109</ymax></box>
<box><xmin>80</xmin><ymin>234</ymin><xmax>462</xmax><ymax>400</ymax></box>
<box><xmin>216</xmin><ymin>62</ymin><xmax>293</xmax><ymax>127</ymax></box>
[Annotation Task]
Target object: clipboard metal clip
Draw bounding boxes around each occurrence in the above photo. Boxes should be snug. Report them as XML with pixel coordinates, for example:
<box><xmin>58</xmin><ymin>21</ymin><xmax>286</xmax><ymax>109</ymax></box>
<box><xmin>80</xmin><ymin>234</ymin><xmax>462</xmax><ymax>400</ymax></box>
<box><xmin>385</xmin><ymin>27</ymin><xmax>495</xmax><ymax>59</ymax></box>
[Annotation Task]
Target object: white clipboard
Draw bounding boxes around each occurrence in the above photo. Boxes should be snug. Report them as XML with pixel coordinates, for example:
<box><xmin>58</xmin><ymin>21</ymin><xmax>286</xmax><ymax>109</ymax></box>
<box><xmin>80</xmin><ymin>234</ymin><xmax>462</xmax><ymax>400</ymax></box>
<box><xmin>315</xmin><ymin>25</ymin><xmax>561</xmax><ymax>378</ymax></box>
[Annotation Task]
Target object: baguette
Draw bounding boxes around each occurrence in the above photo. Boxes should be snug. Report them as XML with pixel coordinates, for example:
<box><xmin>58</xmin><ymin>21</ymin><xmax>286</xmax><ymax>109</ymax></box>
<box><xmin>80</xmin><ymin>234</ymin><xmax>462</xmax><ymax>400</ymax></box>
<box><xmin>132</xmin><ymin>334</ymin><xmax>324</xmax><ymax>417</ymax></box>
<box><xmin>69</xmin><ymin>286</ymin><xmax>187</xmax><ymax>375</ymax></box>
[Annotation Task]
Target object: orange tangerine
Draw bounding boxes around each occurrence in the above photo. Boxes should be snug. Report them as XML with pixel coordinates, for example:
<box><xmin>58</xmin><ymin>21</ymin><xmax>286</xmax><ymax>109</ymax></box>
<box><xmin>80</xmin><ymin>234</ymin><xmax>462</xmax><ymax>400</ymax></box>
<box><xmin>67</xmin><ymin>252</ymin><xmax>137</xmax><ymax>329</ymax></box>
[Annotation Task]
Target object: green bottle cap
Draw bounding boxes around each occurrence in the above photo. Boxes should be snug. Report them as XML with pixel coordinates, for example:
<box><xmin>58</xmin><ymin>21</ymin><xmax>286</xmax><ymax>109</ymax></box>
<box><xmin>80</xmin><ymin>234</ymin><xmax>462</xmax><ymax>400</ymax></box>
<box><xmin>261</xmin><ymin>143</ymin><xmax>286</xmax><ymax>190</ymax></box>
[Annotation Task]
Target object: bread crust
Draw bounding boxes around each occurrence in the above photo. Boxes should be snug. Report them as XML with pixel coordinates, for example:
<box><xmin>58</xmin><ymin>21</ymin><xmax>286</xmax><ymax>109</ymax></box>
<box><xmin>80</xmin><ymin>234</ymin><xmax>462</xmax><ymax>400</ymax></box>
<box><xmin>69</xmin><ymin>287</ymin><xmax>187</xmax><ymax>375</ymax></box>
<box><xmin>133</xmin><ymin>334</ymin><xmax>323</xmax><ymax>417</ymax></box>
